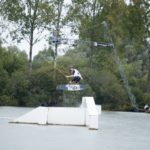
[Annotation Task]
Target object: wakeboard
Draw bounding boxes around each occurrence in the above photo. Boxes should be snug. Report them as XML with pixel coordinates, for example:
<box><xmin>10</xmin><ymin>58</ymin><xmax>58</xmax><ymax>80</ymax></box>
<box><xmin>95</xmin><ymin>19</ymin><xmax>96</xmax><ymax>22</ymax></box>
<box><xmin>56</xmin><ymin>84</ymin><xmax>88</xmax><ymax>91</ymax></box>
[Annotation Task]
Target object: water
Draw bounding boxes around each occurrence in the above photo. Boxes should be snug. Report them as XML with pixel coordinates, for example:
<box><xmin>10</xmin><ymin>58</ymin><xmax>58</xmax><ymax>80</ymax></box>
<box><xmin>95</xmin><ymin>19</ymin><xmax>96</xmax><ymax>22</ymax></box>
<box><xmin>0</xmin><ymin>106</ymin><xmax>150</xmax><ymax>150</ymax></box>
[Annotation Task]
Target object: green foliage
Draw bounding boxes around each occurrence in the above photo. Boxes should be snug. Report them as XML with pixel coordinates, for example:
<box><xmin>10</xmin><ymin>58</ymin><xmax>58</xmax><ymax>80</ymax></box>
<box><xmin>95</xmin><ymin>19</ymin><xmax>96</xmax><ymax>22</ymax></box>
<box><xmin>33</xmin><ymin>48</ymin><xmax>55</xmax><ymax>68</ymax></box>
<box><xmin>25</xmin><ymin>63</ymin><xmax>69</xmax><ymax>106</ymax></box>
<box><xmin>0</xmin><ymin>0</ymin><xmax>149</xmax><ymax>111</ymax></box>
<box><xmin>142</xmin><ymin>93</ymin><xmax>150</xmax><ymax>105</ymax></box>
<box><xmin>0</xmin><ymin>45</ymin><xmax>28</xmax><ymax>106</ymax></box>
<box><xmin>0</xmin><ymin>95</ymin><xmax>17</xmax><ymax>106</ymax></box>
<box><xmin>7</xmin><ymin>71</ymin><xmax>29</xmax><ymax>106</ymax></box>
<box><xmin>83</xmin><ymin>68</ymin><xmax>128</xmax><ymax>110</ymax></box>
<box><xmin>3</xmin><ymin>46</ymin><xmax>28</xmax><ymax>75</ymax></box>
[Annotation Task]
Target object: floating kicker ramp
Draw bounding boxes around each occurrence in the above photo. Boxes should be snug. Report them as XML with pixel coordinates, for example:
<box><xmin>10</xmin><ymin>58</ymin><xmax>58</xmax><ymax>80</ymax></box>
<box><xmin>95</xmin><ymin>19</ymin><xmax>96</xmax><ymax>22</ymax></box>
<box><xmin>12</xmin><ymin>97</ymin><xmax>101</xmax><ymax>130</ymax></box>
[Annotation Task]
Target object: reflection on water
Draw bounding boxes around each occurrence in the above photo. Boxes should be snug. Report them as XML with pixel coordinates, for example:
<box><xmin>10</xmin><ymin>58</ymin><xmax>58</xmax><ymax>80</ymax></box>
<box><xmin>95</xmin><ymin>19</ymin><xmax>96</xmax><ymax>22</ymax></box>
<box><xmin>0</xmin><ymin>106</ymin><xmax>150</xmax><ymax>150</ymax></box>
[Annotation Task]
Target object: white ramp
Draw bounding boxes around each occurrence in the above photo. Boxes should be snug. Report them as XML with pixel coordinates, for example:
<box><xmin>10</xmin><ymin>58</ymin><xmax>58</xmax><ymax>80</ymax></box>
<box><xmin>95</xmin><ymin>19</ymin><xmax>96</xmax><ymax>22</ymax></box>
<box><xmin>12</xmin><ymin>97</ymin><xmax>101</xmax><ymax>130</ymax></box>
<box><xmin>81</xmin><ymin>97</ymin><xmax>99</xmax><ymax>129</ymax></box>
<box><xmin>13</xmin><ymin>106</ymin><xmax>48</xmax><ymax>125</ymax></box>
<box><xmin>47</xmin><ymin>108</ymin><xmax>85</xmax><ymax>125</ymax></box>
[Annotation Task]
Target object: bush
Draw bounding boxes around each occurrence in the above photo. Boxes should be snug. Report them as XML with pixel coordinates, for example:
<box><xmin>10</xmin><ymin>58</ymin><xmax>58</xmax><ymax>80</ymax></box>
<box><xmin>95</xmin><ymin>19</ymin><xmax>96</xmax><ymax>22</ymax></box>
<box><xmin>0</xmin><ymin>95</ymin><xmax>17</xmax><ymax>106</ymax></box>
<box><xmin>142</xmin><ymin>93</ymin><xmax>150</xmax><ymax>105</ymax></box>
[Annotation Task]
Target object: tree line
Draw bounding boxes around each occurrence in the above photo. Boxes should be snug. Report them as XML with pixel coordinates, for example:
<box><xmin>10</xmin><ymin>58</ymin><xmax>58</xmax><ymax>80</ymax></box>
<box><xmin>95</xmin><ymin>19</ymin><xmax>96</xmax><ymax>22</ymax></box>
<box><xmin>0</xmin><ymin>0</ymin><xmax>149</xmax><ymax>110</ymax></box>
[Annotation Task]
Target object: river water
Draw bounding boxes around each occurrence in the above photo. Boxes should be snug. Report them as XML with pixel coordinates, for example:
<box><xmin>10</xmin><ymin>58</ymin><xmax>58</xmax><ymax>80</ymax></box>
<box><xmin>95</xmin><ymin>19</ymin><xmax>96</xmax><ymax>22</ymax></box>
<box><xmin>0</xmin><ymin>106</ymin><xmax>150</xmax><ymax>150</ymax></box>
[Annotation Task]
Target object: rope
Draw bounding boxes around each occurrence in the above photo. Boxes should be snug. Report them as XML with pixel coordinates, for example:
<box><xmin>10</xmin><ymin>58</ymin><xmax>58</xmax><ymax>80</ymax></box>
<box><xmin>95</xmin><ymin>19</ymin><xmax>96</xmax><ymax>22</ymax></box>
<box><xmin>54</xmin><ymin>66</ymin><xmax>70</xmax><ymax>83</ymax></box>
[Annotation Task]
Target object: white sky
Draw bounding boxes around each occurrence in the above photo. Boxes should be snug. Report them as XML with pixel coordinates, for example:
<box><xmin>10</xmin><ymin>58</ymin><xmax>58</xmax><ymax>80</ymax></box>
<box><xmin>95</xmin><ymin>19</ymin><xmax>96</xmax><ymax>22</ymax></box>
<box><xmin>1</xmin><ymin>0</ymin><xmax>74</xmax><ymax>59</ymax></box>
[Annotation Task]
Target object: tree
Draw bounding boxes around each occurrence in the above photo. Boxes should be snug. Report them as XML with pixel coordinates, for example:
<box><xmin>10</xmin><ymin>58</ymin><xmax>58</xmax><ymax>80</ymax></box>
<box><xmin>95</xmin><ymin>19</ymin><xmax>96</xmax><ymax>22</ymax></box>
<box><xmin>0</xmin><ymin>0</ymin><xmax>54</xmax><ymax>71</ymax></box>
<box><xmin>32</xmin><ymin>47</ymin><xmax>54</xmax><ymax>68</ymax></box>
<box><xmin>0</xmin><ymin>45</ymin><xmax>28</xmax><ymax>106</ymax></box>
<box><xmin>66</xmin><ymin>0</ymin><xmax>104</xmax><ymax>67</ymax></box>
<box><xmin>46</xmin><ymin>0</ymin><xmax>67</xmax><ymax>69</ymax></box>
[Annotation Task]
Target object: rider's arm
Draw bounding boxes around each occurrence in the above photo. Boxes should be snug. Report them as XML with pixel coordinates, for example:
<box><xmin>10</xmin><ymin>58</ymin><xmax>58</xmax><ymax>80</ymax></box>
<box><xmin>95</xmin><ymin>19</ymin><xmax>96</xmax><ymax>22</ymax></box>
<box><xmin>66</xmin><ymin>75</ymin><xmax>74</xmax><ymax>78</ymax></box>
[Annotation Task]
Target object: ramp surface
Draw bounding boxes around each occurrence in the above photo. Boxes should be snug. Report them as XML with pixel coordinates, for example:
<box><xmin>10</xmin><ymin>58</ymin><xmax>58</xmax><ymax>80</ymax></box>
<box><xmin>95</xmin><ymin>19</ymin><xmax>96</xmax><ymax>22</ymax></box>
<box><xmin>12</xmin><ymin>97</ymin><xmax>100</xmax><ymax>129</ymax></box>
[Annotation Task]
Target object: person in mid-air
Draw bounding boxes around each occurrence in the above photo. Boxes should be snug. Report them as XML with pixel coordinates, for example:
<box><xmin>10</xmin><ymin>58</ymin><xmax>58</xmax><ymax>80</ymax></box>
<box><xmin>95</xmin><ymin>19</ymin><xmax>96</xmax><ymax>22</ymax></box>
<box><xmin>66</xmin><ymin>66</ymin><xmax>83</xmax><ymax>84</ymax></box>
